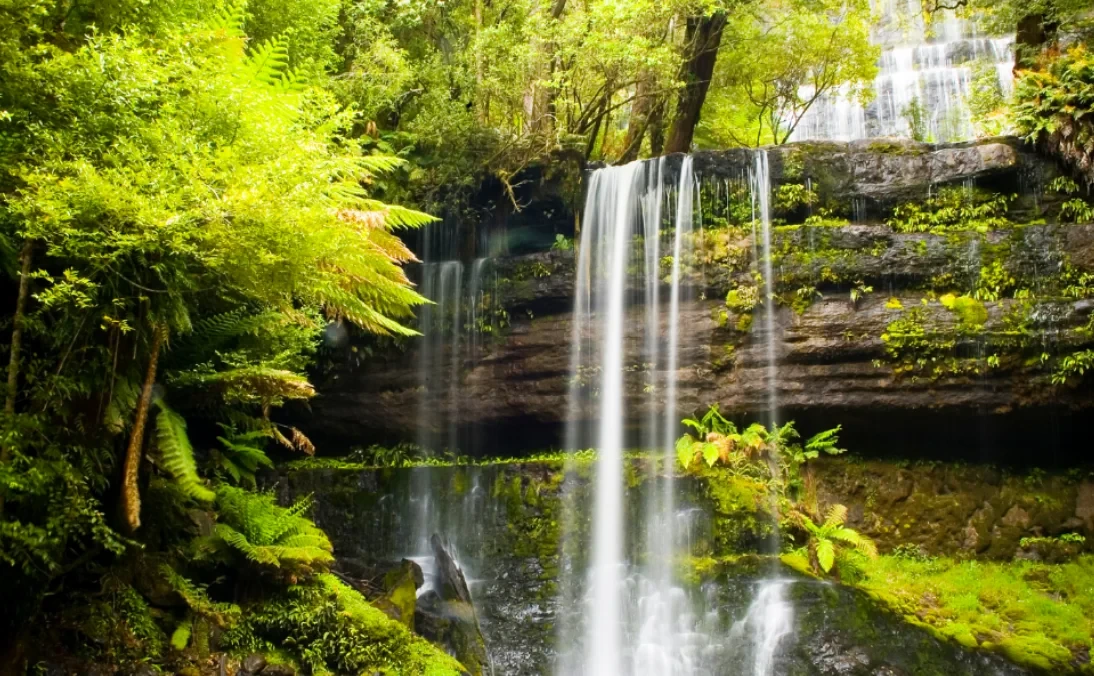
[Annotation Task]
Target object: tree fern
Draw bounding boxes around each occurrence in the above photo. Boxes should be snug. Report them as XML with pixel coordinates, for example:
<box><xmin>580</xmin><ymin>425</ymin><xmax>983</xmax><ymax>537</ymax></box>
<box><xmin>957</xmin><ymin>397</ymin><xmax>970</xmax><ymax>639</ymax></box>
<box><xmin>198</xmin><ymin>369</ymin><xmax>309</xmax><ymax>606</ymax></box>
<box><xmin>213</xmin><ymin>486</ymin><xmax>333</xmax><ymax>577</ymax></box>
<box><xmin>154</xmin><ymin>402</ymin><xmax>215</xmax><ymax>503</ymax></box>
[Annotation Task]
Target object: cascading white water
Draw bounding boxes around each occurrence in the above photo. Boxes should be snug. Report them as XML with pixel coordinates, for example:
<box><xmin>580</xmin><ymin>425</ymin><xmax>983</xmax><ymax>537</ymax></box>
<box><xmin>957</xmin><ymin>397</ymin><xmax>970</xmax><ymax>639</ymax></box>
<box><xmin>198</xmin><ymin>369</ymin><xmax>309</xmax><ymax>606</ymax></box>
<box><xmin>790</xmin><ymin>0</ymin><xmax>1014</xmax><ymax>143</ymax></box>
<box><xmin>729</xmin><ymin>580</ymin><xmax>795</xmax><ymax>676</ymax></box>
<box><xmin>559</xmin><ymin>157</ymin><xmax>715</xmax><ymax>676</ymax></box>
<box><xmin>751</xmin><ymin>150</ymin><xmax>795</xmax><ymax>676</ymax></box>
<box><xmin>586</xmin><ymin>162</ymin><xmax>641</xmax><ymax>676</ymax></box>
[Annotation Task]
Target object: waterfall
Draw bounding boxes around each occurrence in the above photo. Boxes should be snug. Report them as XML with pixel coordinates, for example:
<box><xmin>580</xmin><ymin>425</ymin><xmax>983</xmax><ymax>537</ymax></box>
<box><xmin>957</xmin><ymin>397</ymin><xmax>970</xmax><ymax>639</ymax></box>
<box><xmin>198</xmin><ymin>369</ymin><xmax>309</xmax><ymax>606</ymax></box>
<box><xmin>559</xmin><ymin>157</ymin><xmax>715</xmax><ymax>676</ymax></box>
<box><xmin>729</xmin><ymin>580</ymin><xmax>795</xmax><ymax>676</ymax></box>
<box><xmin>790</xmin><ymin>0</ymin><xmax>1014</xmax><ymax>143</ymax></box>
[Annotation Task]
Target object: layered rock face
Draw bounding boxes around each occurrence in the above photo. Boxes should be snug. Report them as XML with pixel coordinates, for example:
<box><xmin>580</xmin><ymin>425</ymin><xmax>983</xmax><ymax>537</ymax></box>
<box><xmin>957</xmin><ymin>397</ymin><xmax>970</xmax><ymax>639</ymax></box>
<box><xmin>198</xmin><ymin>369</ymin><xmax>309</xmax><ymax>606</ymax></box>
<box><xmin>274</xmin><ymin>461</ymin><xmax>1061</xmax><ymax>675</ymax></box>
<box><xmin>304</xmin><ymin>138</ymin><xmax>1094</xmax><ymax>457</ymax></box>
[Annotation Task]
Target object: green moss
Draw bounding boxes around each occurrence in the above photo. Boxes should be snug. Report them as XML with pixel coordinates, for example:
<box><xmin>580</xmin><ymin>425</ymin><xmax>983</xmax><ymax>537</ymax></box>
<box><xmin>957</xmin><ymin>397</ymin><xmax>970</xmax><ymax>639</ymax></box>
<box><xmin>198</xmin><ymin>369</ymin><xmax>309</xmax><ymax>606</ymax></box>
<box><xmin>695</xmin><ymin>465</ymin><xmax>774</xmax><ymax>554</ymax></box>
<box><xmin>221</xmin><ymin>574</ymin><xmax>465</xmax><ymax>676</ymax></box>
<box><xmin>853</xmin><ymin>554</ymin><xmax>1094</xmax><ymax>674</ymax></box>
<box><xmin>866</xmin><ymin>140</ymin><xmax>927</xmax><ymax>155</ymax></box>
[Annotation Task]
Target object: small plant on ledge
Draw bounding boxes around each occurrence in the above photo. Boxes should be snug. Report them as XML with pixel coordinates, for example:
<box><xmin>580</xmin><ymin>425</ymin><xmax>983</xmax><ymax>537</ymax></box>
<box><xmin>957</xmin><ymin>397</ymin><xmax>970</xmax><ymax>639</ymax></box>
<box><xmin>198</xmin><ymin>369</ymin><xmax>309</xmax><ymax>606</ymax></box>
<box><xmin>785</xmin><ymin>504</ymin><xmax>878</xmax><ymax>580</ymax></box>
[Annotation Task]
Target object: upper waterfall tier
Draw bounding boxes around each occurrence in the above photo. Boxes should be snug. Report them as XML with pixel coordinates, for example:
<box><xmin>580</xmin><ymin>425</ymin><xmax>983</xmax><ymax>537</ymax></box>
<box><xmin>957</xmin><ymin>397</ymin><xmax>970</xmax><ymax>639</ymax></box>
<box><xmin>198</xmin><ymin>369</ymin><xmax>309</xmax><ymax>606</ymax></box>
<box><xmin>790</xmin><ymin>0</ymin><xmax>1013</xmax><ymax>143</ymax></box>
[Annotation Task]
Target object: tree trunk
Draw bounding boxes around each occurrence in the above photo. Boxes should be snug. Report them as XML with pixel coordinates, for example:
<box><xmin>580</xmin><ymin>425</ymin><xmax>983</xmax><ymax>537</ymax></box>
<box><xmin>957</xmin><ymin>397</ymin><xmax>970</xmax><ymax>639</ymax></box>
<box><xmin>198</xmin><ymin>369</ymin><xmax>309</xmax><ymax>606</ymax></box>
<box><xmin>2</xmin><ymin>241</ymin><xmax>32</xmax><ymax>431</ymax></box>
<box><xmin>120</xmin><ymin>323</ymin><xmax>166</xmax><ymax>532</ymax></box>
<box><xmin>1014</xmin><ymin>14</ymin><xmax>1055</xmax><ymax>69</ymax></box>
<box><xmin>0</xmin><ymin>241</ymin><xmax>33</xmax><ymax>517</ymax></box>
<box><xmin>648</xmin><ymin>97</ymin><xmax>667</xmax><ymax>156</ymax></box>
<box><xmin>619</xmin><ymin>78</ymin><xmax>654</xmax><ymax>163</ymax></box>
<box><xmin>664</xmin><ymin>12</ymin><xmax>727</xmax><ymax>154</ymax></box>
<box><xmin>529</xmin><ymin>0</ymin><xmax>569</xmax><ymax>134</ymax></box>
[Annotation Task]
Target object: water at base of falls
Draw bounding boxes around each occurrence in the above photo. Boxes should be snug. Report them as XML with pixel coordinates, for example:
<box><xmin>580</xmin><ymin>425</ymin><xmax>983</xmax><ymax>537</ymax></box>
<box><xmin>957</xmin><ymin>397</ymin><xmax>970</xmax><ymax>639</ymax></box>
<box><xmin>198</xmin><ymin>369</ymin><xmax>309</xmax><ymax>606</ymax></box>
<box><xmin>556</xmin><ymin>153</ymin><xmax>793</xmax><ymax>676</ymax></box>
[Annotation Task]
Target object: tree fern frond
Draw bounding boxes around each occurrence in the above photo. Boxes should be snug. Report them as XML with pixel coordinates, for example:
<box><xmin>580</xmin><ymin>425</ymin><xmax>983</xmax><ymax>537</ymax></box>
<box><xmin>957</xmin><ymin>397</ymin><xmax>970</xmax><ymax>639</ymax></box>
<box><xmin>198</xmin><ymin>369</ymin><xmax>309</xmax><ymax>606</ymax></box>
<box><xmin>816</xmin><ymin>538</ymin><xmax>836</xmax><ymax>573</ymax></box>
<box><xmin>154</xmin><ymin>403</ymin><xmax>215</xmax><ymax>503</ymax></box>
<box><xmin>213</xmin><ymin>486</ymin><xmax>332</xmax><ymax>576</ymax></box>
<box><xmin>824</xmin><ymin>503</ymin><xmax>848</xmax><ymax>528</ymax></box>
<box><xmin>175</xmin><ymin>366</ymin><xmax>315</xmax><ymax>404</ymax></box>
<box><xmin>209</xmin><ymin>0</ymin><xmax>249</xmax><ymax>37</ymax></box>
<box><xmin>215</xmin><ymin>523</ymin><xmax>281</xmax><ymax>566</ymax></box>
<box><xmin>244</xmin><ymin>35</ymin><xmax>291</xmax><ymax>87</ymax></box>
<box><xmin>290</xmin><ymin>427</ymin><xmax>315</xmax><ymax>455</ymax></box>
<box><xmin>830</xmin><ymin>527</ymin><xmax>878</xmax><ymax>558</ymax></box>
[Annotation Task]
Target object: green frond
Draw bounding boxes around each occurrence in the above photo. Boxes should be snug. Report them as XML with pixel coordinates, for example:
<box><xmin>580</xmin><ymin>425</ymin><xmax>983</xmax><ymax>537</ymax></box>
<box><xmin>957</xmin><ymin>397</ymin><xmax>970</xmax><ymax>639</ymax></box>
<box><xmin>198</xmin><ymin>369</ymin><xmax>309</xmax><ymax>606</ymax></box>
<box><xmin>160</xmin><ymin>564</ymin><xmax>241</xmax><ymax>626</ymax></box>
<box><xmin>215</xmin><ymin>523</ymin><xmax>281</xmax><ymax>567</ymax></box>
<box><xmin>154</xmin><ymin>402</ymin><xmax>215</xmax><ymax>503</ymax></box>
<box><xmin>830</xmin><ymin>527</ymin><xmax>878</xmax><ymax>558</ymax></box>
<box><xmin>216</xmin><ymin>425</ymin><xmax>274</xmax><ymax>486</ymax></box>
<box><xmin>816</xmin><ymin>538</ymin><xmax>836</xmax><ymax>573</ymax></box>
<box><xmin>244</xmin><ymin>35</ymin><xmax>292</xmax><ymax>88</ymax></box>
<box><xmin>214</xmin><ymin>486</ymin><xmax>332</xmax><ymax>576</ymax></box>
<box><xmin>824</xmin><ymin>503</ymin><xmax>848</xmax><ymax>528</ymax></box>
<box><xmin>209</xmin><ymin>0</ymin><xmax>249</xmax><ymax>37</ymax></box>
<box><xmin>805</xmin><ymin>425</ymin><xmax>845</xmax><ymax>455</ymax></box>
<box><xmin>175</xmin><ymin>366</ymin><xmax>315</xmax><ymax>405</ymax></box>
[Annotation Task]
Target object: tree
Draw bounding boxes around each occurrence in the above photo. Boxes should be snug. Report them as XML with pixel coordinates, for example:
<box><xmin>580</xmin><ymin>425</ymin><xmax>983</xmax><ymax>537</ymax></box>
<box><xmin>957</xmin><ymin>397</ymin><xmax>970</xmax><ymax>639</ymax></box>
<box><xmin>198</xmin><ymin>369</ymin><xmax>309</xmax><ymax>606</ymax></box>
<box><xmin>697</xmin><ymin>0</ymin><xmax>878</xmax><ymax>147</ymax></box>
<box><xmin>665</xmin><ymin>10</ymin><xmax>730</xmax><ymax>153</ymax></box>
<box><xmin>0</xmin><ymin>2</ymin><xmax>434</xmax><ymax>664</ymax></box>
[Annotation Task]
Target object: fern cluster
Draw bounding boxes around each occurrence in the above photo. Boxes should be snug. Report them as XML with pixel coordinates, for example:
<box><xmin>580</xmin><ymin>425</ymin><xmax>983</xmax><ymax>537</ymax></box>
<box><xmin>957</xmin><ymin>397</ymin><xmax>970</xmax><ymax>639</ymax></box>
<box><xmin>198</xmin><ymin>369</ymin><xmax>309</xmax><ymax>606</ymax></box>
<box><xmin>1014</xmin><ymin>46</ymin><xmax>1094</xmax><ymax>185</ymax></box>
<box><xmin>209</xmin><ymin>486</ymin><xmax>333</xmax><ymax>578</ymax></box>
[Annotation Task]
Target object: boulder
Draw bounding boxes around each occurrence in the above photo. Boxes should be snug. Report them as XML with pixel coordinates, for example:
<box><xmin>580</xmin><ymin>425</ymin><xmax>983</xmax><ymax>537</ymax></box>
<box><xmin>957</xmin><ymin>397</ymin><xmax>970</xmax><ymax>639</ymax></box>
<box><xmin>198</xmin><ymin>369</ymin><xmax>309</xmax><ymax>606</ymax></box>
<box><xmin>413</xmin><ymin>535</ymin><xmax>490</xmax><ymax>676</ymax></box>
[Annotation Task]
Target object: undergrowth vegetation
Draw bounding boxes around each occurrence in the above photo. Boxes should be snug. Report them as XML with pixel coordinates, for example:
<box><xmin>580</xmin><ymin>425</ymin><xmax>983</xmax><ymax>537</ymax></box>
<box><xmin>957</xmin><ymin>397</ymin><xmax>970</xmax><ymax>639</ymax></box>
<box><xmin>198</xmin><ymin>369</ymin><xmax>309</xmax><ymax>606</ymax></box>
<box><xmin>853</xmin><ymin>554</ymin><xmax>1094</xmax><ymax>674</ymax></box>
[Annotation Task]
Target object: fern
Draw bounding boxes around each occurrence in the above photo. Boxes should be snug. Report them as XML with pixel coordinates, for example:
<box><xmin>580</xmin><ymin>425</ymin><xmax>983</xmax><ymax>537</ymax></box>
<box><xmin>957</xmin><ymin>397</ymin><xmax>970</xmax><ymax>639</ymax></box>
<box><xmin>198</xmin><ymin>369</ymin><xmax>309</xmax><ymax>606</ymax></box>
<box><xmin>792</xmin><ymin>503</ymin><xmax>877</xmax><ymax>576</ymax></box>
<box><xmin>215</xmin><ymin>424</ymin><xmax>274</xmax><ymax>486</ymax></box>
<box><xmin>173</xmin><ymin>366</ymin><xmax>315</xmax><ymax>406</ymax></box>
<box><xmin>213</xmin><ymin>486</ymin><xmax>333</xmax><ymax>577</ymax></box>
<box><xmin>209</xmin><ymin>0</ymin><xmax>249</xmax><ymax>37</ymax></box>
<box><xmin>244</xmin><ymin>35</ymin><xmax>301</xmax><ymax>90</ymax></box>
<box><xmin>154</xmin><ymin>402</ymin><xmax>215</xmax><ymax>503</ymax></box>
<box><xmin>804</xmin><ymin>426</ymin><xmax>845</xmax><ymax>458</ymax></box>
<box><xmin>160</xmin><ymin>564</ymin><xmax>240</xmax><ymax>626</ymax></box>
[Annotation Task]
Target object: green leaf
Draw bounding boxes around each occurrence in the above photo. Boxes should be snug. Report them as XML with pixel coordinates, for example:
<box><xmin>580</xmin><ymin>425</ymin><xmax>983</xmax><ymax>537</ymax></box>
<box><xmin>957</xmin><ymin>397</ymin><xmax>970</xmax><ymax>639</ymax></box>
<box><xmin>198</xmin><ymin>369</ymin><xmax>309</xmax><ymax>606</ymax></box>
<box><xmin>676</xmin><ymin>436</ymin><xmax>695</xmax><ymax>469</ymax></box>
<box><xmin>816</xmin><ymin>539</ymin><xmax>836</xmax><ymax>573</ymax></box>
<box><xmin>154</xmin><ymin>402</ymin><xmax>214</xmax><ymax>503</ymax></box>
<box><xmin>702</xmin><ymin>442</ymin><xmax>720</xmax><ymax>467</ymax></box>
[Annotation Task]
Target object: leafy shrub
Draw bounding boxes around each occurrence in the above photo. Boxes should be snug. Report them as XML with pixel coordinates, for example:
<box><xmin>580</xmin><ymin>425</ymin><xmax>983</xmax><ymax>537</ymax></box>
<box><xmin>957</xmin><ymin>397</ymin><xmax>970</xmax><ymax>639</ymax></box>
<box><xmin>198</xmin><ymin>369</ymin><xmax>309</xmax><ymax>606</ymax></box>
<box><xmin>675</xmin><ymin>405</ymin><xmax>845</xmax><ymax>502</ymax></box>
<box><xmin>1013</xmin><ymin>46</ymin><xmax>1094</xmax><ymax>183</ymax></box>
<box><xmin>888</xmin><ymin>187</ymin><xmax>1014</xmax><ymax>233</ymax></box>
<box><xmin>551</xmin><ymin>234</ymin><xmax>574</xmax><ymax>251</ymax></box>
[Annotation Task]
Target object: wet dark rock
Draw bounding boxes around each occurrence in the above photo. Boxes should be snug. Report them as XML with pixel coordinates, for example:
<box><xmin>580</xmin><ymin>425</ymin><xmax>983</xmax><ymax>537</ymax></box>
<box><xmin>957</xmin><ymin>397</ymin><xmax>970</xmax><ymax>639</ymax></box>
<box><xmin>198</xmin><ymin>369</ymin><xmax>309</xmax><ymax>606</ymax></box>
<box><xmin>413</xmin><ymin>536</ymin><xmax>490</xmax><ymax>676</ymax></box>
<box><xmin>332</xmin><ymin>557</ymin><xmax>424</xmax><ymax>629</ymax></box>
<box><xmin>1077</xmin><ymin>481</ymin><xmax>1094</xmax><ymax>531</ymax></box>
<box><xmin>813</xmin><ymin>459</ymin><xmax>1093</xmax><ymax>558</ymax></box>
<box><xmin>129</xmin><ymin>667</ymin><xmax>156</xmax><ymax>676</ymax></box>
<box><xmin>240</xmin><ymin>653</ymin><xmax>267</xmax><ymax>674</ymax></box>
